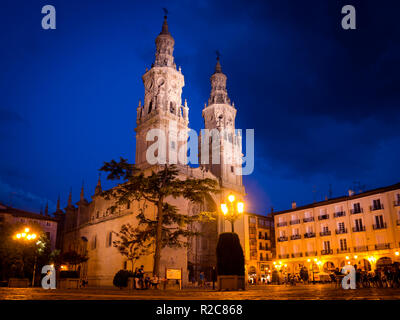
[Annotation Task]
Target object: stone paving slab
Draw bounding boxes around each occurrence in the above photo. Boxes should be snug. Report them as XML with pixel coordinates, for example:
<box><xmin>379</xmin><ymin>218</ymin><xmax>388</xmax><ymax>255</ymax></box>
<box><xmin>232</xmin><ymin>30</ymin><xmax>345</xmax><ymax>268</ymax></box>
<box><xmin>1</xmin><ymin>284</ymin><xmax>400</xmax><ymax>300</ymax></box>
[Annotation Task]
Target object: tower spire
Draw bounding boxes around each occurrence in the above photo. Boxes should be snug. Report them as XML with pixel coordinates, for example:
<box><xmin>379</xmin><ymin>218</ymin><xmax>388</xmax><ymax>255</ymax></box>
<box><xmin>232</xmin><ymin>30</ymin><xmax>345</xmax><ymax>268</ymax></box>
<box><xmin>80</xmin><ymin>180</ymin><xmax>85</xmax><ymax>201</ymax></box>
<box><xmin>68</xmin><ymin>188</ymin><xmax>72</xmax><ymax>207</ymax></box>
<box><xmin>94</xmin><ymin>173</ymin><xmax>102</xmax><ymax>196</ymax></box>
<box><xmin>56</xmin><ymin>195</ymin><xmax>60</xmax><ymax>211</ymax></box>
<box><xmin>154</xmin><ymin>10</ymin><xmax>175</xmax><ymax>68</ymax></box>
<box><xmin>208</xmin><ymin>54</ymin><xmax>231</xmax><ymax>106</ymax></box>
<box><xmin>45</xmin><ymin>202</ymin><xmax>49</xmax><ymax>216</ymax></box>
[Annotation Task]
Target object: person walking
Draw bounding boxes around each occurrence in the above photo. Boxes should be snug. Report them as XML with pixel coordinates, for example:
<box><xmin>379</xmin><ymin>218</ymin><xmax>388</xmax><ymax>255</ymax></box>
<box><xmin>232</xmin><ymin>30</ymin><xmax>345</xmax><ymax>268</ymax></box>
<box><xmin>211</xmin><ymin>267</ymin><xmax>217</xmax><ymax>290</ymax></box>
<box><xmin>138</xmin><ymin>265</ymin><xmax>145</xmax><ymax>289</ymax></box>
<box><xmin>199</xmin><ymin>271</ymin><xmax>205</xmax><ymax>288</ymax></box>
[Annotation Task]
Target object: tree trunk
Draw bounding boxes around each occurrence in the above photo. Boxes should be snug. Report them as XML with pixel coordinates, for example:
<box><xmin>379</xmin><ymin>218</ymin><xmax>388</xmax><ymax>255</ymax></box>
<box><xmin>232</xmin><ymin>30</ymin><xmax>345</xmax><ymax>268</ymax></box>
<box><xmin>153</xmin><ymin>200</ymin><xmax>164</xmax><ymax>277</ymax></box>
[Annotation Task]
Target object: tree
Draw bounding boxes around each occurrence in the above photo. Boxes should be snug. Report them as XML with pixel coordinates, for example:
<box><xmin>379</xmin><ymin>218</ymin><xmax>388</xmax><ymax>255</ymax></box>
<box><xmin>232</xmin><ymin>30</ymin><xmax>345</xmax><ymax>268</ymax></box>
<box><xmin>216</xmin><ymin>232</ymin><xmax>244</xmax><ymax>276</ymax></box>
<box><xmin>113</xmin><ymin>224</ymin><xmax>151</xmax><ymax>272</ymax></box>
<box><xmin>113</xmin><ymin>269</ymin><xmax>134</xmax><ymax>289</ymax></box>
<box><xmin>100</xmin><ymin>159</ymin><xmax>219</xmax><ymax>277</ymax></box>
<box><xmin>0</xmin><ymin>222</ymin><xmax>51</xmax><ymax>281</ymax></box>
<box><xmin>60</xmin><ymin>250</ymin><xmax>88</xmax><ymax>271</ymax></box>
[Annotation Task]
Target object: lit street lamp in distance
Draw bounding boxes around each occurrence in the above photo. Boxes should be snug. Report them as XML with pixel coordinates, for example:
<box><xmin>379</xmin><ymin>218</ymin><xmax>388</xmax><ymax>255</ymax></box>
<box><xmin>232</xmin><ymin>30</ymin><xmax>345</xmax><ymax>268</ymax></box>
<box><xmin>220</xmin><ymin>193</ymin><xmax>244</xmax><ymax>233</ymax></box>
<box><xmin>13</xmin><ymin>227</ymin><xmax>41</xmax><ymax>287</ymax></box>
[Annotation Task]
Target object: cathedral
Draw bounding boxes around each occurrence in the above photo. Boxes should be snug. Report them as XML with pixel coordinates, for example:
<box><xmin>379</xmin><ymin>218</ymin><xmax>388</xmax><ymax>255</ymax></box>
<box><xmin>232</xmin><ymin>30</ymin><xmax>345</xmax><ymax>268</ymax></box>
<box><xmin>61</xmin><ymin>15</ymin><xmax>247</xmax><ymax>287</ymax></box>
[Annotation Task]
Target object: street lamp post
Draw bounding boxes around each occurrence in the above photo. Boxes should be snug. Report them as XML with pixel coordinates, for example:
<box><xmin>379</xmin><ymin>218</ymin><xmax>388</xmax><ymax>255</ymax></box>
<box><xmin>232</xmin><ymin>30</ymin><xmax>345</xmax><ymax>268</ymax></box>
<box><xmin>220</xmin><ymin>194</ymin><xmax>244</xmax><ymax>233</ymax></box>
<box><xmin>13</xmin><ymin>227</ymin><xmax>38</xmax><ymax>287</ymax></box>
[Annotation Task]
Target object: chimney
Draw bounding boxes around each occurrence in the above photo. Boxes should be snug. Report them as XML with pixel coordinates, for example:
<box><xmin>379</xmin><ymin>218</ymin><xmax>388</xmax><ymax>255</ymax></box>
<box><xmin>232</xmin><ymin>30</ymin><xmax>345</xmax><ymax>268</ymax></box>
<box><xmin>291</xmin><ymin>201</ymin><xmax>296</xmax><ymax>209</ymax></box>
<box><xmin>348</xmin><ymin>189</ymin><xmax>354</xmax><ymax>197</ymax></box>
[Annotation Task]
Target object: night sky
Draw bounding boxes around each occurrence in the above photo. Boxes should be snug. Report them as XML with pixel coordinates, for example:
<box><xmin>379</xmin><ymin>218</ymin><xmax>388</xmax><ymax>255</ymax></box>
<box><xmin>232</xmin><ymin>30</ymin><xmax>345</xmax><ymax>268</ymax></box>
<box><xmin>1</xmin><ymin>0</ymin><xmax>399</xmax><ymax>215</ymax></box>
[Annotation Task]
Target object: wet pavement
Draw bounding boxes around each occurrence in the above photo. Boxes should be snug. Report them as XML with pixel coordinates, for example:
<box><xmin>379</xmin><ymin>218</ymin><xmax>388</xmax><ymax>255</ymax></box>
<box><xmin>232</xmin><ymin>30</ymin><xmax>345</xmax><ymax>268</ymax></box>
<box><xmin>1</xmin><ymin>284</ymin><xmax>400</xmax><ymax>300</ymax></box>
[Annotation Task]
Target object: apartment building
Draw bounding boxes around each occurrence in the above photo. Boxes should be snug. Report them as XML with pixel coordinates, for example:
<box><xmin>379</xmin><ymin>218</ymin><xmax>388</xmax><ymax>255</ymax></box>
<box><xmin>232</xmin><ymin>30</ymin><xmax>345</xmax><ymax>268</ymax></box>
<box><xmin>244</xmin><ymin>213</ymin><xmax>275</xmax><ymax>281</ymax></box>
<box><xmin>273</xmin><ymin>183</ymin><xmax>400</xmax><ymax>278</ymax></box>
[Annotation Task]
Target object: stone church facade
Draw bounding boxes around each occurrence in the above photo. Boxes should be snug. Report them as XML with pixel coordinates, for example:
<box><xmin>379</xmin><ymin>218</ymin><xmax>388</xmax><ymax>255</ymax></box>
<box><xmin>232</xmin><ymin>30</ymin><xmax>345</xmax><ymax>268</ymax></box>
<box><xmin>61</xmin><ymin>15</ymin><xmax>247</xmax><ymax>287</ymax></box>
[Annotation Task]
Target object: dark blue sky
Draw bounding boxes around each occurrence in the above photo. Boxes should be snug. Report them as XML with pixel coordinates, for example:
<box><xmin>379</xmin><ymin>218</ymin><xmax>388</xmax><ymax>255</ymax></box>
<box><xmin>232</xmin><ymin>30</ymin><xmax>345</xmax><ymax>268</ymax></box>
<box><xmin>1</xmin><ymin>0</ymin><xmax>399</xmax><ymax>215</ymax></box>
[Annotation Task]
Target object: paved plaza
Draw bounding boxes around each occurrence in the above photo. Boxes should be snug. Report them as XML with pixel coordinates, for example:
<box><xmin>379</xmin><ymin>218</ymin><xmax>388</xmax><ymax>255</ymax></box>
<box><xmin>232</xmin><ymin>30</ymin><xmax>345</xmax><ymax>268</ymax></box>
<box><xmin>1</xmin><ymin>284</ymin><xmax>400</xmax><ymax>300</ymax></box>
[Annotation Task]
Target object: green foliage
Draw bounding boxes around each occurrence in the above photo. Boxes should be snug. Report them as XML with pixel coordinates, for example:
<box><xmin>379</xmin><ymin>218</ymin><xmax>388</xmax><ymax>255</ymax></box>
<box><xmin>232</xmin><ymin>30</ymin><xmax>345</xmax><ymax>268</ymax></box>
<box><xmin>216</xmin><ymin>232</ymin><xmax>244</xmax><ymax>276</ymax></box>
<box><xmin>0</xmin><ymin>222</ymin><xmax>51</xmax><ymax>281</ymax></box>
<box><xmin>60</xmin><ymin>250</ymin><xmax>88</xmax><ymax>269</ymax></box>
<box><xmin>100</xmin><ymin>160</ymin><xmax>220</xmax><ymax>276</ymax></box>
<box><xmin>113</xmin><ymin>269</ymin><xmax>134</xmax><ymax>289</ymax></box>
<box><xmin>112</xmin><ymin>224</ymin><xmax>151</xmax><ymax>271</ymax></box>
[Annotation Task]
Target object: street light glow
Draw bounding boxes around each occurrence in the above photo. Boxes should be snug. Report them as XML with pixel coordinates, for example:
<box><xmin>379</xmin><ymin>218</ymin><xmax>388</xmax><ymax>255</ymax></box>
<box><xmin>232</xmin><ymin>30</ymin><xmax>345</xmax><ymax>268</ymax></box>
<box><xmin>237</xmin><ymin>202</ymin><xmax>244</xmax><ymax>214</ymax></box>
<box><xmin>228</xmin><ymin>194</ymin><xmax>235</xmax><ymax>203</ymax></box>
<box><xmin>220</xmin><ymin>203</ymin><xmax>228</xmax><ymax>215</ymax></box>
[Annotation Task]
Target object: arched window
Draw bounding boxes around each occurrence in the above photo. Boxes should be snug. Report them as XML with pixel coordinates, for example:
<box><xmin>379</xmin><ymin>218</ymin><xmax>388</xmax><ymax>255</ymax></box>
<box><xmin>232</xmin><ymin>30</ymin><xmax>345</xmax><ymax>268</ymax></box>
<box><xmin>170</xmin><ymin>102</ymin><xmax>175</xmax><ymax>114</ymax></box>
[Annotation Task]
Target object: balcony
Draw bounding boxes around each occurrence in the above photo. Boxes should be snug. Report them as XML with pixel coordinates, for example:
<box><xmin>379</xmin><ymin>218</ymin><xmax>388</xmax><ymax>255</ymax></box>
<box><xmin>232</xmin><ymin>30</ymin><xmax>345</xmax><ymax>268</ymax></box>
<box><xmin>277</xmin><ymin>222</ymin><xmax>287</xmax><ymax>227</ymax></box>
<box><xmin>290</xmin><ymin>234</ymin><xmax>301</xmax><ymax>240</ymax></box>
<box><xmin>352</xmin><ymin>226</ymin><xmax>366</xmax><ymax>232</ymax></box>
<box><xmin>303</xmin><ymin>217</ymin><xmax>314</xmax><ymax>223</ymax></box>
<box><xmin>304</xmin><ymin>232</ymin><xmax>316</xmax><ymax>238</ymax></box>
<box><xmin>291</xmin><ymin>252</ymin><xmax>303</xmax><ymax>258</ymax></box>
<box><xmin>337</xmin><ymin>248</ymin><xmax>351</xmax><ymax>253</ymax></box>
<box><xmin>353</xmin><ymin>245</ymin><xmax>368</xmax><ymax>252</ymax></box>
<box><xmin>319</xmin><ymin>230</ymin><xmax>331</xmax><ymax>237</ymax></box>
<box><xmin>375</xmin><ymin>243</ymin><xmax>391</xmax><ymax>250</ymax></box>
<box><xmin>277</xmin><ymin>236</ymin><xmax>288</xmax><ymax>242</ymax></box>
<box><xmin>373</xmin><ymin>223</ymin><xmax>387</xmax><ymax>230</ymax></box>
<box><xmin>370</xmin><ymin>204</ymin><xmax>384</xmax><ymax>211</ymax></box>
<box><xmin>290</xmin><ymin>219</ymin><xmax>301</xmax><ymax>225</ymax></box>
<box><xmin>335</xmin><ymin>228</ymin><xmax>348</xmax><ymax>234</ymax></box>
<box><xmin>350</xmin><ymin>208</ymin><xmax>363</xmax><ymax>214</ymax></box>
<box><xmin>321</xmin><ymin>249</ymin><xmax>333</xmax><ymax>255</ymax></box>
<box><xmin>278</xmin><ymin>254</ymin><xmax>289</xmax><ymax>259</ymax></box>
<box><xmin>318</xmin><ymin>214</ymin><xmax>329</xmax><ymax>221</ymax></box>
<box><xmin>305</xmin><ymin>251</ymin><xmax>318</xmax><ymax>257</ymax></box>
<box><xmin>258</xmin><ymin>235</ymin><xmax>265</xmax><ymax>240</ymax></box>
<box><xmin>334</xmin><ymin>211</ymin><xmax>346</xmax><ymax>218</ymax></box>
<box><xmin>394</xmin><ymin>200</ymin><xmax>400</xmax><ymax>207</ymax></box>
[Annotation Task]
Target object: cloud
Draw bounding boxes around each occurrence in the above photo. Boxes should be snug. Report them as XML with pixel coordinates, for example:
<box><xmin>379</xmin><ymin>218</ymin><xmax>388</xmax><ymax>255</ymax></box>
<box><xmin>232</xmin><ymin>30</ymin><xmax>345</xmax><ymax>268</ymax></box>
<box><xmin>0</xmin><ymin>178</ymin><xmax>55</xmax><ymax>213</ymax></box>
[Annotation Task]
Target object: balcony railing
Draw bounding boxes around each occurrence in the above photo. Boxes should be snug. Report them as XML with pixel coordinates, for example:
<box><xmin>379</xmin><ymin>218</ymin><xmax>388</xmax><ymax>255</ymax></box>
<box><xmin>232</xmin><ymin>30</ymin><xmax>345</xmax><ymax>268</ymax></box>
<box><xmin>352</xmin><ymin>226</ymin><xmax>366</xmax><ymax>232</ymax></box>
<box><xmin>318</xmin><ymin>214</ymin><xmax>330</xmax><ymax>221</ymax></box>
<box><xmin>375</xmin><ymin>243</ymin><xmax>390</xmax><ymax>250</ymax></box>
<box><xmin>370</xmin><ymin>204</ymin><xmax>384</xmax><ymax>211</ymax></box>
<box><xmin>305</xmin><ymin>251</ymin><xmax>318</xmax><ymax>257</ymax></box>
<box><xmin>337</xmin><ymin>248</ymin><xmax>351</xmax><ymax>253</ymax></box>
<box><xmin>290</xmin><ymin>219</ymin><xmax>301</xmax><ymax>225</ymax></box>
<box><xmin>321</xmin><ymin>249</ymin><xmax>333</xmax><ymax>255</ymax></box>
<box><xmin>303</xmin><ymin>217</ymin><xmax>314</xmax><ymax>223</ymax></box>
<box><xmin>277</xmin><ymin>236</ymin><xmax>288</xmax><ymax>242</ymax></box>
<box><xmin>335</xmin><ymin>228</ymin><xmax>348</xmax><ymax>234</ymax></box>
<box><xmin>350</xmin><ymin>208</ymin><xmax>363</xmax><ymax>214</ymax></box>
<box><xmin>353</xmin><ymin>245</ymin><xmax>368</xmax><ymax>252</ymax></box>
<box><xmin>373</xmin><ymin>223</ymin><xmax>387</xmax><ymax>230</ymax></box>
<box><xmin>290</xmin><ymin>234</ymin><xmax>301</xmax><ymax>240</ymax></box>
<box><xmin>304</xmin><ymin>232</ymin><xmax>316</xmax><ymax>238</ymax></box>
<box><xmin>291</xmin><ymin>252</ymin><xmax>303</xmax><ymax>258</ymax></box>
<box><xmin>277</xmin><ymin>222</ymin><xmax>287</xmax><ymax>227</ymax></box>
<box><xmin>334</xmin><ymin>211</ymin><xmax>346</xmax><ymax>218</ymax></box>
<box><xmin>278</xmin><ymin>254</ymin><xmax>289</xmax><ymax>259</ymax></box>
<box><xmin>393</xmin><ymin>200</ymin><xmax>400</xmax><ymax>207</ymax></box>
<box><xmin>319</xmin><ymin>230</ymin><xmax>331</xmax><ymax>236</ymax></box>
